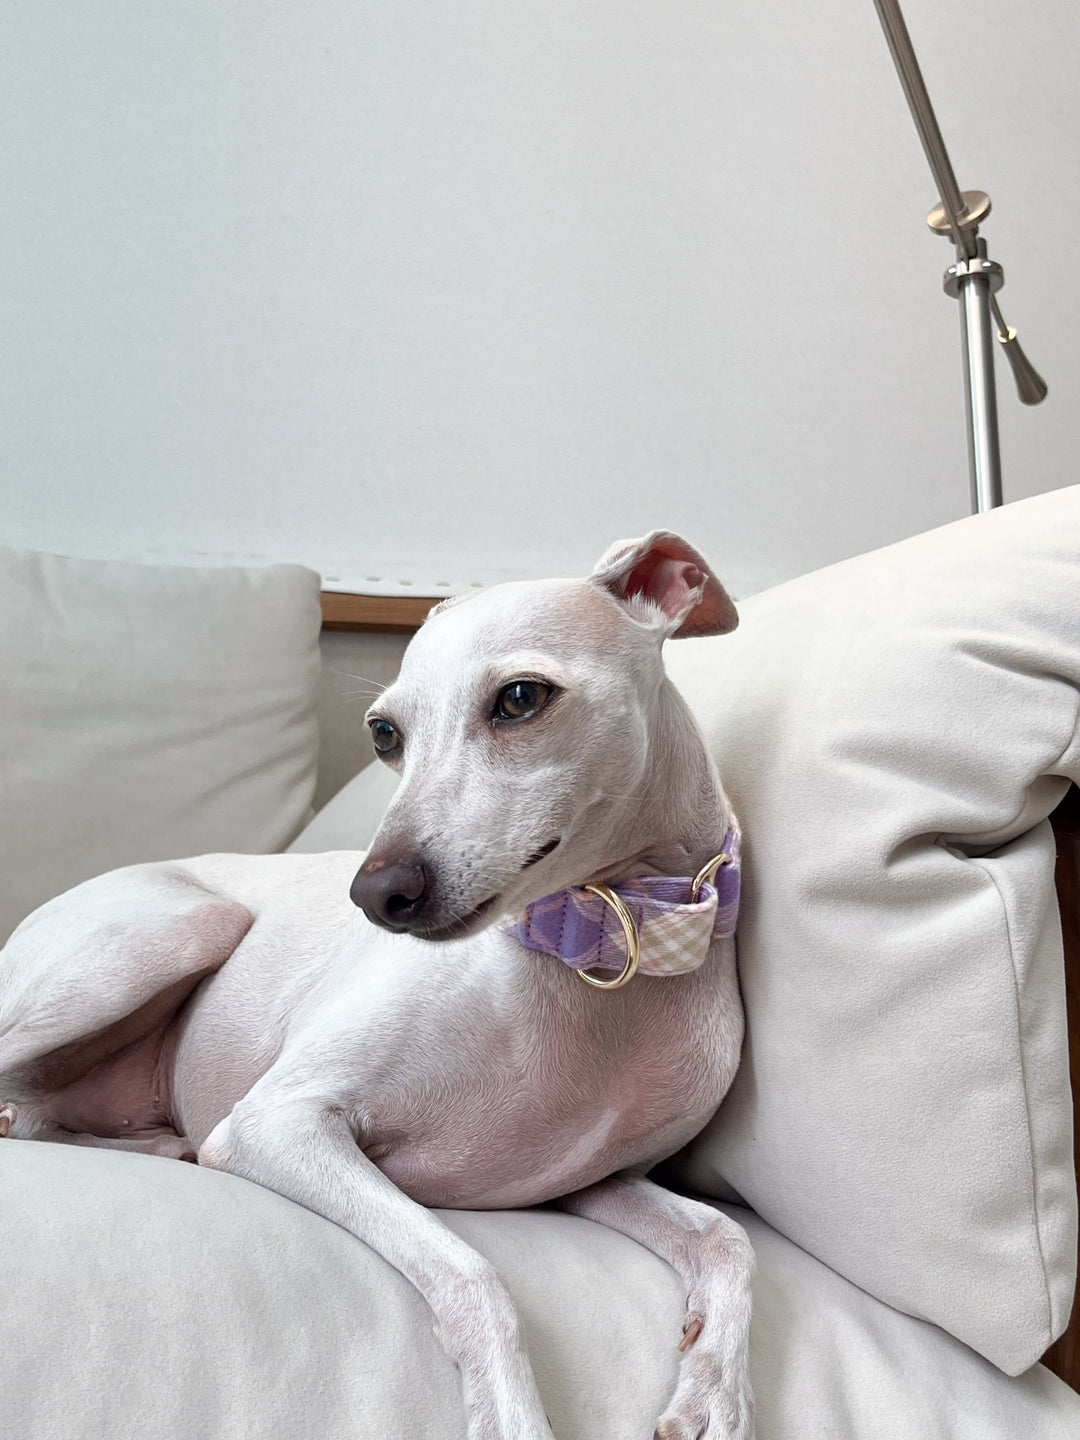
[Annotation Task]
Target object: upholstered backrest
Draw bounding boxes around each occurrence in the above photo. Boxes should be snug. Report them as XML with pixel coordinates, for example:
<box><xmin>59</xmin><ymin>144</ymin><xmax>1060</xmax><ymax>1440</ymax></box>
<box><xmin>0</xmin><ymin>547</ymin><xmax>323</xmax><ymax>944</ymax></box>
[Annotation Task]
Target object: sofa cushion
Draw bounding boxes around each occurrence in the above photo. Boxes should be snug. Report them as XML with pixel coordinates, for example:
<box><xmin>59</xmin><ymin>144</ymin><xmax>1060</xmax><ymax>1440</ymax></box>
<box><xmin>661</xmin><ymin>485</ymin><xmax>1080</xmax><ymax>1373</ymax></box>
<box><xmin>1</xmin><ymin>1142</ymin><xmax>1077</xmax><ymax>1439</ymax></box>
<box><xmin>0</xmin><ymin>547</ymin><xmax>322</xmax><ymax>943</ymax></box>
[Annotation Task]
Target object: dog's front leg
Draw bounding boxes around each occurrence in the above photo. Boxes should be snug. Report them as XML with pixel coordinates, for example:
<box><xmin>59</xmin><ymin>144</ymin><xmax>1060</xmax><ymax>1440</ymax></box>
<box><xmin>200</xmin><ymin>1093</ymin><xmax>554</xmax><ymax>1440</ymax></box>
<box><xmin>554</xmin><ymin>1171</ymin><xmax>755</xmax><ymax>1440</ymax></box>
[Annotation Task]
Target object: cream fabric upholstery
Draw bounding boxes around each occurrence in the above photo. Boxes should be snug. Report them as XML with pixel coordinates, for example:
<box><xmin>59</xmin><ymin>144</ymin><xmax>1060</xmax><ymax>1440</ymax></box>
<box><xmin>663</xmin><ymin>486</ymin><xmax>1080</xmax><ymax>1373</ymax></box>
<box><xmin>0</xmin><ymin>547</ymin><xmax>322</xmax><ymax>944</ymax></box>
<box><xmin>3</xmin><ymin>1142</ymin><xmax>1076</xmax><ymax>1439</ymax></box>
<box><xmin>288</xmin><ymin>752</ymin><xmax>399</xmax><ymax>854</ymax></box>
<box><xmin>314</xmin><ymin>629</ymin><xmax>409</xmax><ymax>811</ymax></box>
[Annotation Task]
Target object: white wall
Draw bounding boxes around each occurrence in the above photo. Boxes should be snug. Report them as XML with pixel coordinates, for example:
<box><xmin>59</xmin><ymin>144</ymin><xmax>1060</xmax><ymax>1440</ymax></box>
<box><xmin>1</xmin><ymin>2</ymin><xmax>1076</xmax><ymax>602</ymax></box>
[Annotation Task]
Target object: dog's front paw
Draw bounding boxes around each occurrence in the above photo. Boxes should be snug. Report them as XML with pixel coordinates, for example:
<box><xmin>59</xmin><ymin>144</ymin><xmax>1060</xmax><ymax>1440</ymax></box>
<box><xmin>655</xmin><ymin>1382</ymin><xmax>754</xmax><ymax>1440</ymax></box>
<box><xmin>654</xmin><ymin>1316</ymin><xmax>754</xmax><ymax>1440</ymax></box>
<box><xmin>0</xmin><ymin>1103</ymin><xmax>16</xmax><ymax>1138</ymax></box>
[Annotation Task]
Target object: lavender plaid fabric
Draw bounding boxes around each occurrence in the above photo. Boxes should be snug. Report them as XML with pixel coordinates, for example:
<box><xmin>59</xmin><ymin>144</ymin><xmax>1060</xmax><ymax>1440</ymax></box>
<box><xmin>507</xmin><ymin>829</ymin><xmax>740</xmax><ymax>976</ymax></box>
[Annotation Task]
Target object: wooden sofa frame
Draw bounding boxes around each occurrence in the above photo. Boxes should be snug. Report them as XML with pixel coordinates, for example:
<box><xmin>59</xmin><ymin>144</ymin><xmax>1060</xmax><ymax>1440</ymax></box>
<box><xmin>322</xmin><ymin>592</ymin><xmax>1080</xmax><ymax>1393</ymax></box>
<box><xmin>1046</xmin><ymin>787</ymin><xmax>1079</xmax><ymax>1390</ymax></box>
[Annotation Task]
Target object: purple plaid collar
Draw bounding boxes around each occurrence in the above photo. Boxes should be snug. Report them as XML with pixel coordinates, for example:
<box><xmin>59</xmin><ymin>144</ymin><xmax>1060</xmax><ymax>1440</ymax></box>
<box><xmin>505</xmin><ymin>828</ymin><xmax>740</xmax><ymax>978</ymax></box>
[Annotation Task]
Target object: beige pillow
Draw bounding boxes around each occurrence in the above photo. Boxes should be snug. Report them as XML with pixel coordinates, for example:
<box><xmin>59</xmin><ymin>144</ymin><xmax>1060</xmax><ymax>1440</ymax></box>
<box><xmin>0</xmin><ymin>547</ymin><xmax>321</xmax><ymax>942</ymax></box>
<box><xmin>663</xmin><ymin>485</ymin><xmax>1080</xmax><ymax>1374</ymax></box>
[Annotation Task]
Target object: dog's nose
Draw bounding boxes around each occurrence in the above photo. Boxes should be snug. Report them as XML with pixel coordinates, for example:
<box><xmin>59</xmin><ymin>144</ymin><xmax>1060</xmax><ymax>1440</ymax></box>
<box><xmin>350</xmin><ymin>857</ymin><xmax>429</xmax><ymax>931</ymax></box>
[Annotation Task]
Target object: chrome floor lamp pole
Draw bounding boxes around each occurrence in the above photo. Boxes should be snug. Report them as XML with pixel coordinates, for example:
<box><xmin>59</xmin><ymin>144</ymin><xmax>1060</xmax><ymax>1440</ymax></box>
<box><xmin>872</xmin><ymin>0</ymin><xmax>1047</xmax><ymax>514</ymax></box>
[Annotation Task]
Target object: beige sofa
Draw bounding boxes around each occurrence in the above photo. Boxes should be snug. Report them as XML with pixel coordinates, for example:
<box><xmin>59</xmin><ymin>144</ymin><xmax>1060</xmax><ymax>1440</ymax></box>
<box><xmin>3</xmin><ymin>490</ymin><xmax>1080</xmax><ymax>1438</ymax></box>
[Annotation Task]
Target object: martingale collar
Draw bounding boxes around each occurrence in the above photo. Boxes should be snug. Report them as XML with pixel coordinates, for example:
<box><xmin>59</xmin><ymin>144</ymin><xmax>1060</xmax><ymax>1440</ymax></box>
<box><xmin>506</xmin><ymin>828</ymin><xmax>740</xmax><ymax>991</ymax></box>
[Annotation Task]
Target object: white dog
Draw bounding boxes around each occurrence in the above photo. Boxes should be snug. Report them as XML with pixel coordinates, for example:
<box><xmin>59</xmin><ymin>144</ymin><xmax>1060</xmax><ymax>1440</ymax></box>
<box><xmin>0</xmin><ymin>530</ymin><xmax>754</xmax><ymax>1440</ymax></box>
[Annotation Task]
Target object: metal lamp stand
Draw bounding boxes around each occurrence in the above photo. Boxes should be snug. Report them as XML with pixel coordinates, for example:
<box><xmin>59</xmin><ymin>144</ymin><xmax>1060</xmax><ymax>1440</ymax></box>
<box><xmin>872</xmin><ymin>0</ymin><xmax>1047</xmax><ymax>514</ymax></box>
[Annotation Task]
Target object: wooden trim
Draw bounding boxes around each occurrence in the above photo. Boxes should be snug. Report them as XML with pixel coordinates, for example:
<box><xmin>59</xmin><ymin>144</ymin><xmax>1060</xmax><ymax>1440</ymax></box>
<box><xmin>320</xmin><ymin>592</ymin><xmax>438</xmax><ymax>633</ymax></box>
<box><xmin>1043</xmin><ymin>784</ymin><xmax>1080</xmax><ymax>1392</ymax></box>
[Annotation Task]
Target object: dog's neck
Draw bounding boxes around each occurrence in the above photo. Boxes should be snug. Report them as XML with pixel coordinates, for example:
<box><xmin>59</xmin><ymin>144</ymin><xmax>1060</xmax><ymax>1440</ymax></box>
<box><xmin>589</xmin><ymin>677</ymin><xmax>733</xmax><ymax>887</ymax></box>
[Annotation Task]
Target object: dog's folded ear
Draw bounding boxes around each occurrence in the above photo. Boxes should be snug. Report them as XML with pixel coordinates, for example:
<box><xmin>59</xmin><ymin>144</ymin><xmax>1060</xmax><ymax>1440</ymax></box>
<box><xmin>590</xmin><ymin>531</ymin><xmax>738</xmax><ymax>639</ymax></box>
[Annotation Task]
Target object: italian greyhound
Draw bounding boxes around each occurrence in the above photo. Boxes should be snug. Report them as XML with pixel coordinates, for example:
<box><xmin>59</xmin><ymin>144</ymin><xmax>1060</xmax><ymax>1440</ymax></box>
<box><xmin>0</xmin><ymin>531</ymin><xmax>754</xmax><ymax>1440</ymax></box>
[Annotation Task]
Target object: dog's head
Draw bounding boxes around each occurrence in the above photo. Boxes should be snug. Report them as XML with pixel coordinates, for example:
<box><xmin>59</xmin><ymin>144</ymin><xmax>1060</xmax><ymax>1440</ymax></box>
<box><xmin>350</xmin><ymin>531</ymin><xmax>737</xmax><ymax>940</ymax></box>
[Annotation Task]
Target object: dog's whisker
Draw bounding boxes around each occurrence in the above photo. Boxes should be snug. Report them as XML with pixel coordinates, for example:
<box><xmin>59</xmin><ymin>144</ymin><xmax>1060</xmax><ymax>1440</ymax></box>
<box><xmin>326</xmin><ymin>668</ymin><xmax>392</xmax><ymax>689</ymax></box>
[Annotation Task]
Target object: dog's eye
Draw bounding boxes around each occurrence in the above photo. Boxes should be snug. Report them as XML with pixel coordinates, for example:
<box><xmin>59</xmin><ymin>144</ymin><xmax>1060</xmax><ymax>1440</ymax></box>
<box><xmin>369</xmin><ymin>719</ymin><xmax>402</xmax><ymax>755</ymax></box>
<box><xmin>494</xmin><ymin>680</ymin><xmax>553</xmax><ymax>722</ymax></box>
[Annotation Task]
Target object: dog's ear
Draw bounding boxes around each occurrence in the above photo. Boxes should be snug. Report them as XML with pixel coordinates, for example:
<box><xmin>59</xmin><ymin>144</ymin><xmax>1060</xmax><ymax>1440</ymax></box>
<box><xmin>590</xmin><ymin>530</ymin><xmax>738</xmax><ymax>639</ymax></box>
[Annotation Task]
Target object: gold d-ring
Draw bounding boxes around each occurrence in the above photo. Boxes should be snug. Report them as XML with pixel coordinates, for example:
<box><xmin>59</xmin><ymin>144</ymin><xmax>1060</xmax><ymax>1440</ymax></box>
<box><xmin>691</xmin><ymin>852</ymin><xmax>733</xmax><ymax>901</ymax></box>
<box><xmin>576</xmin><ymin>883</ymin><xmax>641</xmax><ymax>990</ymax></box>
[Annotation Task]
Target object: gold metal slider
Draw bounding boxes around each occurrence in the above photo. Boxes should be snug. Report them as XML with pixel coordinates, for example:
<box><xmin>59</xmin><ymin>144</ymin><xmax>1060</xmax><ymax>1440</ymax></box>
<box><xmin>691</xmin><ymin>852</ymin><xmax>733</xmax><ymax>902</ymax></box>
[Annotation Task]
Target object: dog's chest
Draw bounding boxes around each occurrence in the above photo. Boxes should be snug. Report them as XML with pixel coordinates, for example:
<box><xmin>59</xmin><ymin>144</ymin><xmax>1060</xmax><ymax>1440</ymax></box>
<box><xmin>349</xmin><ymin>935</ymin><xmax>742</xmax><ymax>1209</ymax></box>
